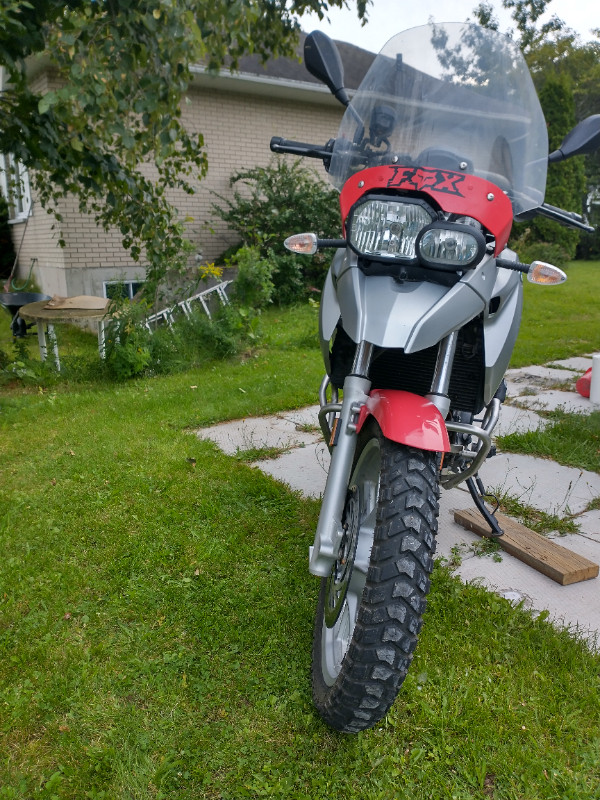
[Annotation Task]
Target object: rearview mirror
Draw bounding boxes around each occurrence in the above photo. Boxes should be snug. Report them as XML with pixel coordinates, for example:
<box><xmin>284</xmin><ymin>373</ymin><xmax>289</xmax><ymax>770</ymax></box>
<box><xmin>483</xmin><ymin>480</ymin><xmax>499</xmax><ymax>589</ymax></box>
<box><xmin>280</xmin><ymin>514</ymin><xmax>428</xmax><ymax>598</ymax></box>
<box><xmin>304</xmin><ymin>31</ymin><xmax>350</xmax><ymax>107</ymax></box>
<box><xmin>549</xmin><ymin>114</ymin><xmax>600</xmax><ymax>163</ymax></box>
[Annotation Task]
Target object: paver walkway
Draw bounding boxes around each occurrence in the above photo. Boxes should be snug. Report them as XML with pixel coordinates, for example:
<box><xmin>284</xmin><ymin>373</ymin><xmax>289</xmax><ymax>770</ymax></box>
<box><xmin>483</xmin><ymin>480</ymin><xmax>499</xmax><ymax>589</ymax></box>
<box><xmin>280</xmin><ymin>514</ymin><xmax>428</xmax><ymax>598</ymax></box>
<box><xmin>197</xmin><ymin>357</ymin><xmax>600</xmax><ymax>645</ymax></box>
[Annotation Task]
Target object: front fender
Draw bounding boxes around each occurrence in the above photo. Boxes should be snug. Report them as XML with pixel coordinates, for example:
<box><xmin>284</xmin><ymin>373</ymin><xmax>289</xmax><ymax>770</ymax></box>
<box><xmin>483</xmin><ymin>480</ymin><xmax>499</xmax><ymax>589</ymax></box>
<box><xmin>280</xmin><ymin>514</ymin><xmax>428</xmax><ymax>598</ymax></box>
<box><xmin>356</xmin><ymin>389</ymin><xmax>450</xmax><ymax>452</ymax></box>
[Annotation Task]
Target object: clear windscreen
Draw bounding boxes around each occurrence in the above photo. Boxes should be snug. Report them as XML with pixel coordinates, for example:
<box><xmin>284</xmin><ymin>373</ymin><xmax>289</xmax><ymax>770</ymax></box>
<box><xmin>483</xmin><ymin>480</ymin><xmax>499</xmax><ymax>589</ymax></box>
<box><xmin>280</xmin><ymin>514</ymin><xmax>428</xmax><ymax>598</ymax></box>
<box><xmin>329</xmin><ymin>22</ymin><xmax>548</xmax><ymax>216</ymax></box>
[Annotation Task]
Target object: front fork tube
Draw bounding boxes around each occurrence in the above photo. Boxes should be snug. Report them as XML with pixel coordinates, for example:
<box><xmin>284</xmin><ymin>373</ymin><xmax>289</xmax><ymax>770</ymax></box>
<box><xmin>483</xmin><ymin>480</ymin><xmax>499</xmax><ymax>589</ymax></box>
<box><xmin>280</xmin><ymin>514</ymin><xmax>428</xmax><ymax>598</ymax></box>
<box><xmin>309</xmin><ymin>342</ymin><xmax>374</xmax><ymax>578</ymax></box>
<box><xmin>426</xmin><ymin>331</ymin><xmax>458</xmax><ymax>418</ymax></box>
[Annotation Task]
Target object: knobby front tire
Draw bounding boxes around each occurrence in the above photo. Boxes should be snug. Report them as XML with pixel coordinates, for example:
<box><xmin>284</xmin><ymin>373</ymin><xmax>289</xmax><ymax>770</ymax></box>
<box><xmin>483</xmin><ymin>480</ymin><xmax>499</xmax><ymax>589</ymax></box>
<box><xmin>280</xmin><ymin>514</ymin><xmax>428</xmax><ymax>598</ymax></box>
<box><xmin>311</xmin><ymin>420</ymin><xmax>439</xmax><ymax>733</ymax></box>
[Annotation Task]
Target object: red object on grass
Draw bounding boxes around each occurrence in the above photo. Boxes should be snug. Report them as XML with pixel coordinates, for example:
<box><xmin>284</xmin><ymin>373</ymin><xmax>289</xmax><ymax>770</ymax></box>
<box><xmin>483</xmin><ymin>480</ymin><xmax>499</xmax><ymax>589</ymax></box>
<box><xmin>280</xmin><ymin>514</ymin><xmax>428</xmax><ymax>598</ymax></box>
<box><xmin>576</xmin><ymin>367</ymin><xmax>592</xmax><ymax>398</ymax></box>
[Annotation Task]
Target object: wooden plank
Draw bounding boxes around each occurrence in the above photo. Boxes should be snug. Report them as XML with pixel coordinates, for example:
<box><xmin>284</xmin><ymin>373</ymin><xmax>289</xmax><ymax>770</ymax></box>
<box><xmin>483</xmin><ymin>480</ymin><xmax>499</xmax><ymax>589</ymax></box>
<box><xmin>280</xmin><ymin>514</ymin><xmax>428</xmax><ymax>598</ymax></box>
<box><xmin>453</xmin><ymin>508</ymin><xmax>599</xmax><ymax>586</ymax></box>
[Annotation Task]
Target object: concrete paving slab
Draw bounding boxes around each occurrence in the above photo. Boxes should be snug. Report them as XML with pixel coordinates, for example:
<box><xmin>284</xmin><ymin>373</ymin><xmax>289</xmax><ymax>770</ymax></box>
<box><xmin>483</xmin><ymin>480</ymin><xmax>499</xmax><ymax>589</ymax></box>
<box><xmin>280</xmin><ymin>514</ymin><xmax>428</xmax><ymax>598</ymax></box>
<box><xmin>548</xmin><ymin>356</ymin><xmax>593</xmax><ymax>372</ymax></box>
<box><xmin>506</xmin><ymin>365</ymin><xmax>579</xmax><ymax>386</ymax></box>
<box><xmin>516</xmin><ymin>389</ymin><xmax>594</xmax><ymax>414</ymax></box>
<box><xmin>503</xmin><ymin>379</ymin><xmax>526</xmax><ymax>398</ymax></box>
<box><xmin>575</xmin><ymin>508</ymin><xmax>600</xmax><ymax>539</ymax></box>
<box><xmin>436</xmin><ymin>487</ymin><xmax>481</xmax><ymax>560</ymax></box>
<box><xmin>447</xmin><ymin>539</ymin><xmax>599</xmax><ymax>641</ymax></box>
<box><xmin>494</xmin><ymin>404</ymin><xmax>548</xmax><ymax>436</ymax></box>
<box><xmin>195</xmin><ymin>406</ymin><xmax>321</xmax><ymax>455</ymax></box>
<box><xmin>253</xmin><ymin>440</ymin><xmax>329</xmax><ymax>498</ymax></box>
<box><xmin>478</xmin><ymin>452</ymin><xmax>600</xmax><ymax>515</ymax></box>
<box><xmin>277</xmin><ymin>405</ymin><xmax>321</xmax><ymax>428</ymax></box>
<box><xmin>503</xmin><ymin>378</ymin><xmax>539</xmax><ymax>400</ymax></box>
<box><xmin>253</xmin><ymin>457</ymin><xmax>600</xmax><ymax>641</ymax></box>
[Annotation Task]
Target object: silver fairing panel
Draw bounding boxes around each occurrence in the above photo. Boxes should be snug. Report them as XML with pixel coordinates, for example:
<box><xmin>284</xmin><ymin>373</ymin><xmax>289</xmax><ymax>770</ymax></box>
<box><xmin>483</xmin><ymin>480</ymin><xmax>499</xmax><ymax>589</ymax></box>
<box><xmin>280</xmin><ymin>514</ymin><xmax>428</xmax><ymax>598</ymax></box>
<box><xmin>482</xmin><ymin>258</ymin><xmax>523</xmax><ymax>404</ymax></box>
<box><xmin>321</xmin><ymin>249</ymin><xmax>498</xmax><ymax>355</ymax></box>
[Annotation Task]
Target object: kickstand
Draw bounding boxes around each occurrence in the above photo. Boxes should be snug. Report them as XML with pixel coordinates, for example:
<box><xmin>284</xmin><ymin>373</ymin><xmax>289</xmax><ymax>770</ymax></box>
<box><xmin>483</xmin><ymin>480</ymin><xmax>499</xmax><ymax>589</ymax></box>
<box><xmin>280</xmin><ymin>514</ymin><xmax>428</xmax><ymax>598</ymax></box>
<box><xmin>465</xmin><ymin>475</ymin><xmax>504</xmax><ymax>537</ymax></box>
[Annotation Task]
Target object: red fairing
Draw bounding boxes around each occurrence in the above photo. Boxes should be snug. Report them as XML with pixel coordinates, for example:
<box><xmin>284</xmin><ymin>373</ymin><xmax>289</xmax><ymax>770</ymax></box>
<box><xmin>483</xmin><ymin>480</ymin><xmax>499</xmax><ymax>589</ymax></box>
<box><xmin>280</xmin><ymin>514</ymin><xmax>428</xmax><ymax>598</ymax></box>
<box><xmin>340</xmin><ymin>165</ymin><xmax>514</xmax><ymax>255</ymax></box>
<box><xmin>356</xmin><ymin>390</ymin><xmax>450</xmax><ymax>452</ymax></box>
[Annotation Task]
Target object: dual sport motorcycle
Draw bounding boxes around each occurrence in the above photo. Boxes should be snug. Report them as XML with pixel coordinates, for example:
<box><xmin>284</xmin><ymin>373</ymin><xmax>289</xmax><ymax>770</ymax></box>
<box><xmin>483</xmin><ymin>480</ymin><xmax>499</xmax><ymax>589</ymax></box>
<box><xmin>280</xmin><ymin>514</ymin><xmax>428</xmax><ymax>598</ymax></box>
<box><xmin>270</xmin><ymin>22</ymin><xmax>600</xmax><ymax>733</ymax></box>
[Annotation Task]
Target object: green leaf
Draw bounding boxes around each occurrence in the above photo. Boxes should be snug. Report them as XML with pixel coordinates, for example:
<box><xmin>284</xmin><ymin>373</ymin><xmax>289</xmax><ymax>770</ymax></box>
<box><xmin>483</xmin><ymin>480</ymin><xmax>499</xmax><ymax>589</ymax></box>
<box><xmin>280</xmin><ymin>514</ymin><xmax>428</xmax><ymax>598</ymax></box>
<box><xmin>37</xmin><ymin>91</ymin><xmax>58</xmax><ymax>115</ymax></box>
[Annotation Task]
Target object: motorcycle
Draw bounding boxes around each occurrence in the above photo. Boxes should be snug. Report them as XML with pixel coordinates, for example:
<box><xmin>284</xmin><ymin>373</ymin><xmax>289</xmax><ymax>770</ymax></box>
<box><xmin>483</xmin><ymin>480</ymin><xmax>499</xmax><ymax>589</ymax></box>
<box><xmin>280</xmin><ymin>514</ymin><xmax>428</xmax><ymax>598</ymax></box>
<box><xmin>270</xmin><ymin>22</ymin><xmax>600</xmax><ymax>733</ymax></box>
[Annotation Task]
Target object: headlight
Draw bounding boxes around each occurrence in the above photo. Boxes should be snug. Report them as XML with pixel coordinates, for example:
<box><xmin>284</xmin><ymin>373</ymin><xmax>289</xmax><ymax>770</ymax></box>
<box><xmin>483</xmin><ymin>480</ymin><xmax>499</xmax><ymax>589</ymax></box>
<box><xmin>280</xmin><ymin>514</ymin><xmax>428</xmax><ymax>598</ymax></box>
<box><xmin>416</xmin><ymin>222</ymin><xmax>486</xmax><ymax>271</ymax></box>
<box><xmin>347</xmin><ymin>197</ymin><xmax>435</xmax><ymax>262</ymax></box>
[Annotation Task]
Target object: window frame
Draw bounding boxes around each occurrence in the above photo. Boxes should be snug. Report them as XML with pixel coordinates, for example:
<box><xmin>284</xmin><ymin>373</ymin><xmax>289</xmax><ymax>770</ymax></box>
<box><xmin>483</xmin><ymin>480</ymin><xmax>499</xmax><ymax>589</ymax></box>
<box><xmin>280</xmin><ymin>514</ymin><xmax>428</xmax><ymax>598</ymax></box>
<box><xmin>103</xmin><ymin>280</ymin><xmax>145</xmax><ymax>301</ymax></box>
<box><xmin>0</xmin><ymin>154</ymin><xmax>32</xmax><ymax>223</ymax></box>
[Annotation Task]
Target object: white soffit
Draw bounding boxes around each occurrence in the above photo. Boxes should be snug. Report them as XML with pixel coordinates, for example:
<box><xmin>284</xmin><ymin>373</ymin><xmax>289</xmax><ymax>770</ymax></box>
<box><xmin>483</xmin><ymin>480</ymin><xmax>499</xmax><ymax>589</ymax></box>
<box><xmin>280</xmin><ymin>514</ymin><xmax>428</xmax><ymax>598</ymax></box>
<box><xmin>190</xmin><ymin>65</ymin><xmax>341</xmax><ymax>106</ymax></box>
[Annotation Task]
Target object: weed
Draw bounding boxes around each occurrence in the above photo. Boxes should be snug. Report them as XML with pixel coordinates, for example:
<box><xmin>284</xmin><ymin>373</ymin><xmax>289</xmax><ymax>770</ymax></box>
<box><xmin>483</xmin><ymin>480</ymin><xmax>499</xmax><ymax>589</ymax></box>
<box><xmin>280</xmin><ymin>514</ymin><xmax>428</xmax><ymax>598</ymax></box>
<box><xmin>227</xmin><ymin>245</ymin><xmax>274</xmax><ymax>309</ymax></box>
<box><xmin>583</xmin><ymin>496</ymin><xmax>600</xmax><ymax>512</ymax></box>
<box><xmin>444</xmin><ymin>538</ymin><xmax>502</xmax><ymax>567</ymax></box>
<box><xmin>547</xmin><ymin>362</ymin><xmax>585</xmax><ymax>371</ymax></box>
<box><xmin>295</xmin><ymin>421</ymin><xmax>320</xmax><ymax>434</ymax></box>
<box><xmin>472</xmin><ymin>537</ymin><xmax>503</xmax><ymax>561</ymax></box>
<box><xmin>235</xmin><ymin>444</ymin><xmax>292</xmax><ymax>462</ymax></box>
<box><xmin>494</xmin><ymin>490</ymin><xmax>579</xmax><ymax>535</ymax></box>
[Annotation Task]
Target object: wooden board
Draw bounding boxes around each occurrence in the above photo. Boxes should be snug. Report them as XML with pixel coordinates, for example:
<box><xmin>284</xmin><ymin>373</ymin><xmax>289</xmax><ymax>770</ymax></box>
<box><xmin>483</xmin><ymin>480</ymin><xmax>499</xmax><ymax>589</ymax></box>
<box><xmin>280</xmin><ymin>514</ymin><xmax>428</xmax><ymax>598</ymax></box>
<box><xmin>454</xmin><ymin>508</ymin><xmax>599</xmax><ymax>586</ymax></box>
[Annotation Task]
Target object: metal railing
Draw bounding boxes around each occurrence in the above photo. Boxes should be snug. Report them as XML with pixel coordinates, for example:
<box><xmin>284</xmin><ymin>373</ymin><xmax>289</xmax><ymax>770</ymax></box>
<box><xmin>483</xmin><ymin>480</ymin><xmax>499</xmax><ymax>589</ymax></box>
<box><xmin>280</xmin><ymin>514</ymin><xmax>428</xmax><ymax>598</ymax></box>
<box><xmin>144</xmin><ymin>280</ymin><xmax>231</xmax><ymax>331</ymax></box>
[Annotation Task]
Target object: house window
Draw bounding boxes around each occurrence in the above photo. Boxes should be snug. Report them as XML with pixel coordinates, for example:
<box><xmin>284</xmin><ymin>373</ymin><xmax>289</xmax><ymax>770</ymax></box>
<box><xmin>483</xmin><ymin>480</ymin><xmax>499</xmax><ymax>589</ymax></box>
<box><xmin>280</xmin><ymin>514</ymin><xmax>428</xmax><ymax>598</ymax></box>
<box><xmin>103</xmin><ymin>280</ymin><xmax>145</xmax><ymax>300</ymax></box>
<box><xmin>0</xmin><ymin>154</ymin><xmax>31</xmax><ymax>223</ymax></box>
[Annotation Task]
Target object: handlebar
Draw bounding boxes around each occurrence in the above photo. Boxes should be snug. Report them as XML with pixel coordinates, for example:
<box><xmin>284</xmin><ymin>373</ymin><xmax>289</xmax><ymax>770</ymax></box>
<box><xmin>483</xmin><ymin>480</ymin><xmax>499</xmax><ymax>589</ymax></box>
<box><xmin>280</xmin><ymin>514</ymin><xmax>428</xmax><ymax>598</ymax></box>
<box><xmin>271</xmin><ymin>136</ymin><xmax>595</xmax><ymax>234</ymax></box>
<box><xmin>270</xmin><ymin>136</ymin><xmax>334</xmax><ymax>167</ymax></box>
<box><xmin>537</xmin><ymin>203</ymin><xmax>595</xmax><ymax>233</ymax></box>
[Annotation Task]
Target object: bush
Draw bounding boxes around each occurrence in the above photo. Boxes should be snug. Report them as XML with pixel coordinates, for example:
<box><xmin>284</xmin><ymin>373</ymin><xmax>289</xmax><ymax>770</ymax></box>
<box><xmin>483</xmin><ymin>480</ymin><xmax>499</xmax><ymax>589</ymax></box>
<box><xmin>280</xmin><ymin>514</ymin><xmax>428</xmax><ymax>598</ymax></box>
<box><xmin>174</xmin><ymin>304</ymin><xmax>259</xmax><ymax>360</ymax></box>
<box><xmin>510</xmin><ymin>229</ymin><xmax>571</xmax><ymax>269</ymax></box>
<box><xmin>101</xmin><ymin>294</ymin><xmax>261</xmax><ymax>380</ymax></box>
<box><xmin>103</xmin><ymin>298</ymin><xmax>153</xmax><ymax>379</ymax></box>
<box><xmin>212</xmin><ymin>158</ymin><xmax>339</xmax><ymax>304</ymax></box>
<box><xmin>228</xmin><ymin>246</ymin><xmax>274</xmax><ymax>309</ymax></box>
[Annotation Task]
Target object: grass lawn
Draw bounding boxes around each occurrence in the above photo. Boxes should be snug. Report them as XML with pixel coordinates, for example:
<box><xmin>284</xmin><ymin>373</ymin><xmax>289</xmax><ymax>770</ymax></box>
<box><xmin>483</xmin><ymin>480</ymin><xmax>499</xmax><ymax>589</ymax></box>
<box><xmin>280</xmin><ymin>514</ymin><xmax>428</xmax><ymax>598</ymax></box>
<box><xmin>512</xmin><ymin>261</ymin><xmax>600</xmax><ymax>367</ymax></box>
<box><xmin>1</xmin><ymin>269</ymin><xmax>600</xmax><ymax>798</ymax></box>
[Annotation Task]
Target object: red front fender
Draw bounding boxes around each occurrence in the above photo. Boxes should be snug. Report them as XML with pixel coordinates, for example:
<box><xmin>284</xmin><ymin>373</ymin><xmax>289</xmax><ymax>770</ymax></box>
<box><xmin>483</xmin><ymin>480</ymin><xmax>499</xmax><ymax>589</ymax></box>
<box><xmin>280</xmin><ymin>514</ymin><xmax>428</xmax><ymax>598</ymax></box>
<box><xmin>356</xmin><ymin>389</ymin><xmax>450</xmax><ymax>452</ymax></box>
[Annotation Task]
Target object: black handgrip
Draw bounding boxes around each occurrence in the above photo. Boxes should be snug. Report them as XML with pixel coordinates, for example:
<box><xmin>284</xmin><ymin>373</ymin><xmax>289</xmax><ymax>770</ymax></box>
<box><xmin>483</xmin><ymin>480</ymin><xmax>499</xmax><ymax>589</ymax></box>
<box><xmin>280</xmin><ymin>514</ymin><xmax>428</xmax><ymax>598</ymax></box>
<box><xmin>543</xmin><ymin>203</ymin><xmax>584</xmax><ymax>223</ymax></box>
<box><xmin>270</xmin><ymin>136</ymin><xmax>334</xmax><ymax>163</ymax></box>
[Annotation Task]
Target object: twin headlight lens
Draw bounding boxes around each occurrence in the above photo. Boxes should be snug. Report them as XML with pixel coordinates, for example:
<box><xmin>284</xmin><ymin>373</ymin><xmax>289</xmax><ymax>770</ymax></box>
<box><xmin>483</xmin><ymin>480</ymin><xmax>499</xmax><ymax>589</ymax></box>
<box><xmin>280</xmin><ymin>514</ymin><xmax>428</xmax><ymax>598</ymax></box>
<box><xmin>348</xmin><ymin>198</ymin><xmax>434</xmax><ymax>261</ymax></box>
<box><xmin>347</xmin><ymin>197</ymin><xmax>486</xmax><ymax>270</ymax></box>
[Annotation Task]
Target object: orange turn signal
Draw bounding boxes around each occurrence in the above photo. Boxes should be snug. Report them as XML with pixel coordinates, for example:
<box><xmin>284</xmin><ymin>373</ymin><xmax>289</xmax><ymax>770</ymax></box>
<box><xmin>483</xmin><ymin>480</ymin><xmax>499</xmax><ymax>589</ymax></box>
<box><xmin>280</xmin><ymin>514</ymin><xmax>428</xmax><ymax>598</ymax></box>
<box><xmin>527</xmin><ymin>261</ymin><xmax>567</xmax><ymax>285</ymax></box>
<box><xmin>284</xmin><ymin>232</ymin><xmax>318</xmax><ymax>255</ymax></box>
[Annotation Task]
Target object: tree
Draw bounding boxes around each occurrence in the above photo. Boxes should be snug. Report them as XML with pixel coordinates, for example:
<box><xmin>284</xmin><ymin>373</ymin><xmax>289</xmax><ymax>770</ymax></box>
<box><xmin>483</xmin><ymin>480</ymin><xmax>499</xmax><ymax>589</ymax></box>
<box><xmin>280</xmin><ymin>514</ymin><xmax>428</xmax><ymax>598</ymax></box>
<box><xmin>525</xmin><ymin>74</ymin><xmax>585</xmax><ymax>261</ymax></box>
<box><xmin>472</xmin><ymin>0</ymin><xmax>589</xmax><ymax>263</ymax></box>
<box><xmin>0</xmin><ymin>1</ymin><xmax>368</xmax><ymax>297</ymax></box>
<box><xmin>471</xmin><ymin>0</ymin><xmax>563</xmax><ymax>50</ymax></box>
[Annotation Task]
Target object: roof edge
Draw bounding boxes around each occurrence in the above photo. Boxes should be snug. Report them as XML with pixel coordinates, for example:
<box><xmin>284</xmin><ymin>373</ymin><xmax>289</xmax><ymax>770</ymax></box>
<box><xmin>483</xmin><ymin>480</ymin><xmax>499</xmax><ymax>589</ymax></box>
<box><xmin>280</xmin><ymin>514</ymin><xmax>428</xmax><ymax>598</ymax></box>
<box><xmin>189</xmin><ymin>64</ymin><xmax>342</xmax><ymax>105</ymax></box>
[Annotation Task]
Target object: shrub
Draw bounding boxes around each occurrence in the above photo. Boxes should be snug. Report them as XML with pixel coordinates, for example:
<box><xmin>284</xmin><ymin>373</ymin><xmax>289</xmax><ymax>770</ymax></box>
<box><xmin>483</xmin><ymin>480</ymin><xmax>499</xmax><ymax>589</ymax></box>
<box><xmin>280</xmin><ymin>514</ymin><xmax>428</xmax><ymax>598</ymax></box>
<box><xmin>174</xmin><ymin>304</ymin><xmax>257</xmax><ymax>360</ymax></box>
<box><xmin>101</xmin><ymin>294</ymin><xmax>261</xmax><ymax>380</ymax></box>
<box><xmin>510</xmin><ymin>228</ymin><xmax>571</xmax><ymax>269</ymax></box>
<box><xmin>103</xmin><ymin>297</ymin><xmax>153</xmax><ymax>379</ymax></box>
<box><xmin>228</xmin><ymin>246</ymin><xmax>274</xmax><ymax>309</ymax></box>
<box><xmin>212</xmin><ymin>158</ymin><xmax>339</xmax><ymax>303</ymax></box>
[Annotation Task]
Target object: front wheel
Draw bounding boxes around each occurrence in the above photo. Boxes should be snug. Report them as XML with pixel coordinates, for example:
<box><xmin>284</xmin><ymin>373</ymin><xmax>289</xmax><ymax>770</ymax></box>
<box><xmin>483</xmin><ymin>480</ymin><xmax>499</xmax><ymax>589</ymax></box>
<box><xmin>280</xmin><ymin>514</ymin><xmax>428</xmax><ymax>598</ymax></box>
<box><xmin>312</xmin><ymin>419</ymin><xmax>440</xmax><ymax>733</ymax></box>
